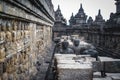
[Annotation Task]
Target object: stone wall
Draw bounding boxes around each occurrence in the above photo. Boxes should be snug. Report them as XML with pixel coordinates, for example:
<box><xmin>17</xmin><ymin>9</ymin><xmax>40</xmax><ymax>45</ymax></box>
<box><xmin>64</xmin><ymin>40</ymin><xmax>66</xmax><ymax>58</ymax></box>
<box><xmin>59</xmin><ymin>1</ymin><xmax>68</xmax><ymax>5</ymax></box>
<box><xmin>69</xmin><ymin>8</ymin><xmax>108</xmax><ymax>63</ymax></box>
<box><xmin>0</xmin><ymin>0</ymin><xmax>54</xmax><ymax>80</ymax></box>
<box><xmin>78</xmin><ymin>26</ymin><xmax>120</xmax><ymax>58</ymax></box>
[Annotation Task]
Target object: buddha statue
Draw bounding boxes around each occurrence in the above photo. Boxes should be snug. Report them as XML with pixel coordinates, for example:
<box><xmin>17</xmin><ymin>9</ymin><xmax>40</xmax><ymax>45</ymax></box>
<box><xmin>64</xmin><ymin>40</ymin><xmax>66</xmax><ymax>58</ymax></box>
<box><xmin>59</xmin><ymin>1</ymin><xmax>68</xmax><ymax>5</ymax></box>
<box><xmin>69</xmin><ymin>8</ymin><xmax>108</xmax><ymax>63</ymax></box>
<box><xmin>59</xmin><ymin>40</ymin><xmax>74</xmax><ymax>54</ymax></box>
<box><xmin>72</xmin><ymin>39</ymin><xmax>81</xmax><ymax>55</ymax></box>
<box><xmin>73</xmin><ymin>39</ymin><xmax>80</xmax><ymax>47</ymax></box>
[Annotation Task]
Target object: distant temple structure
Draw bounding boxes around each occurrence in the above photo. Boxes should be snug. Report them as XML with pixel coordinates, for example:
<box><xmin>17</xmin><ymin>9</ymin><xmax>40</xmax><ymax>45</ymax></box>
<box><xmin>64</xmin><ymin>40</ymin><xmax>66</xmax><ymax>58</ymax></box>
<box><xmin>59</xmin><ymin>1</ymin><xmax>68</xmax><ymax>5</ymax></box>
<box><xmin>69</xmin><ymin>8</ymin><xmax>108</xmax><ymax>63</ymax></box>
<box><xmin>69</xmin><ymin>4</ymin><xmax>87</xmax><ymax>27</ymax></box>
<box><xmin>53</xmin><ymin>5</ymin><xmax>67</xmax><ymax>38</ymax></box>
<box><xmin>53</xmin><ymin>4</ymin><xmax>105</xmax><ymax>37</ymax></box>
<box><xmin>93</xmin><ymin>9</ymin><xmax>105</xmax><ymax>26</ymax></box>
<box><xmin>53</xmin><ymin>0</ymin><xmax>120</xmax><ymax>58</ymax></box>
<box><xmin>106</xmin><ymin>0</ymin><xmax>120</xmax><ymax>26</ymax></box>
<box><xmin>54</xmin><ymin>5</ymin><xmax>67</xmax><ymax>27</ymax></box>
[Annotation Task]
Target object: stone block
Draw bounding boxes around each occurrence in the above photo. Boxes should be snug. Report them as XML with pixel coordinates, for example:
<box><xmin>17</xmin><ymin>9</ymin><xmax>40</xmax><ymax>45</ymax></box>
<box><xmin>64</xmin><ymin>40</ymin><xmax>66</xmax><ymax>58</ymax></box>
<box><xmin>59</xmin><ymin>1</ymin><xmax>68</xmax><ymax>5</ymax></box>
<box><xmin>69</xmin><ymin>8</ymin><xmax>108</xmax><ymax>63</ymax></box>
<box><xmin>57</xmin><ymin>63</ymin><xmax>92</xmax><ymax>80</ymax></box>
<box><xmin>57</xmin><ymin>67</ymin><xmax>92</xmax><ymax>80</ymax></box>
<box><xmin>104</xmin><ymin>61</ymin><xmax>120</xmax><ymax>73</ymax></box>
<box><xmin>55</xmin><ymin>54</ymin><xmax>96</xmax><ymax>80</ymax></box>
<box><xmin>98</xmin><ymin>57</ymin><xmax>120</xmax><ymax>73</ymax></box>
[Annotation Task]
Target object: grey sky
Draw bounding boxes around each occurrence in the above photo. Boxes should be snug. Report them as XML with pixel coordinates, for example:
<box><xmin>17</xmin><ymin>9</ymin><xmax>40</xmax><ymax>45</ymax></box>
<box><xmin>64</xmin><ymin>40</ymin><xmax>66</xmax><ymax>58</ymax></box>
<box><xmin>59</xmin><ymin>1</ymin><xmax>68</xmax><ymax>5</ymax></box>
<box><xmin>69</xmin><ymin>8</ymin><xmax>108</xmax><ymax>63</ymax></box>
<box><xmin>52</xmin><ymin>0</ymin><xmax>116</xmax><ymax>24</ymax></box>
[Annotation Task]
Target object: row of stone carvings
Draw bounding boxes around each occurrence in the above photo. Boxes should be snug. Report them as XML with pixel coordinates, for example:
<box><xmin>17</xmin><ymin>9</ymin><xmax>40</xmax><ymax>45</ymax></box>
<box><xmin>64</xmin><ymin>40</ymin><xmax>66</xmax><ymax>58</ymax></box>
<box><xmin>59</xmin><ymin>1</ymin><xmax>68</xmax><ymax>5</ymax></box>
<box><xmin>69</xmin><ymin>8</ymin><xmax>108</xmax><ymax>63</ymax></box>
<box><xmin>0</xmin><ymin>18</ymin><xmax>52</xmax><ymax>80</ymax></box>
<box><xmin>0</xmin><ymin>18</ymin><xmax>32</xmax><ymax>80</ymax></box>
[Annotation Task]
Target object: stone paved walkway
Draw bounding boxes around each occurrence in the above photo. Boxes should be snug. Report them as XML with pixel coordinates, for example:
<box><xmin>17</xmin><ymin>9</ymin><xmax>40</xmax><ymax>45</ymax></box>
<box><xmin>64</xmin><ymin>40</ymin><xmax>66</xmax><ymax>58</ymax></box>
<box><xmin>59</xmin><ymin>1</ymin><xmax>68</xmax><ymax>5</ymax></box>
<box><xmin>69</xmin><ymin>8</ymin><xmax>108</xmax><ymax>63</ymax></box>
<box><xmin>30</xmin><ymin>44</ymin><xmax>55</xmax><ymax>80</ymax></box>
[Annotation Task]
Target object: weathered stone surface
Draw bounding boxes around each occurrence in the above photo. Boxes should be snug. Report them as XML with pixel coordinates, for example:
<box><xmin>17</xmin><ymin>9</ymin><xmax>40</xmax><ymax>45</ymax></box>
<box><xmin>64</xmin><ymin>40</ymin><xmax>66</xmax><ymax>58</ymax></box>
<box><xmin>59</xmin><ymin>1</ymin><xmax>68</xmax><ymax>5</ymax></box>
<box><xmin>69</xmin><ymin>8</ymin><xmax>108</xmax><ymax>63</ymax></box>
<box><xmin>57</xmin><ymin>63</ymin><xmax>92</xmax><ymax>80</ymax></box>
<box><xmin>58</xmin><ymin>68</ymin><xmax>92</xmax><ymax>80</ymax></box>
<box><xmin>55</xmin><ymin>54</ymin><xmax>94</xmax><ymax>80</ymax></box>
<box><xmin>104</xmin><ymin>61</ymin><xmax>120</xmax><ymax>73</ymax></box>
<box><xmin>99</xmin><ymin>57</ymin><xmax>120</xmax><ymax>73</ymax></box>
